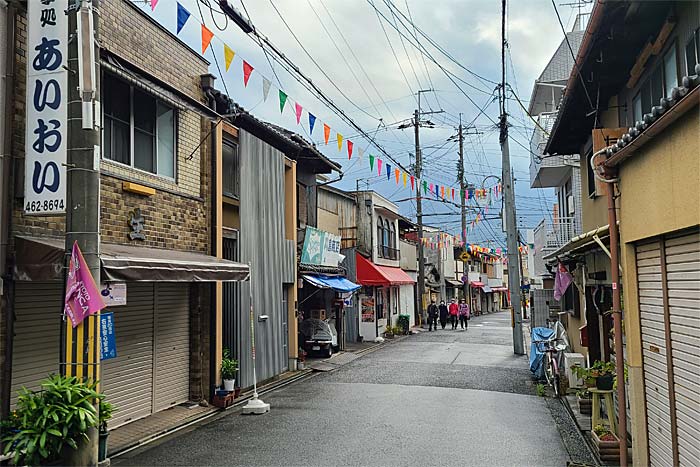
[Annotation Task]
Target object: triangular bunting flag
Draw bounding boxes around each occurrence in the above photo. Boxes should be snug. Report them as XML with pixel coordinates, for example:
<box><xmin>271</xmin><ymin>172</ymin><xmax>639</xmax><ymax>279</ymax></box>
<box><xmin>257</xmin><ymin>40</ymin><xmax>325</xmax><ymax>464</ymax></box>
<box><xmin>357</xmin><ymin>147</ymin><xmax>363</xmax><ymax>160</ymax></box>
<box><xmin>279</xmin><ymin>90</ymin><xmax>288</xmax><ymax>113</ymax></box>
<box><xmin>151</xmin><ymin>0</ymin><xmax>159</xmax><ymax>11</ymax></box>
<box><xmin>429</xmin><ymin>183</ymin><xmax>434</xmax><ymax>194</ymax></box>
<box><xmin>386</xmin><ymin>164</ymin><xmax>392</xmax><ymax>181</ymax></box>
<box><xmin>308</xmin><ymin>113</ymin><xmax>316</xmax><ymax>134</ymax></box>
<box><xmin>201</xmin><ymin>24</ymin><xmax>215</xmax><ymax>54</ymax></box>
<box><xmin>441</xmin><ymin>186</ymin><xmax>445</xmax><ymax>199</ymax></box>
<box><xmin>369</xmin><ymin>154</ymin><xmax>375</xmax><ymax>171</ymax></box>
<box><xmin>347</xmin><ymin>140</ymin><xmax>353</xmax><ymax>159</ymax></box>
<box><xmin>423</xmin><ymin>181</ymin><xmax>428</xmax><ymax>194</ymax></box>
<box><xmin>410</xmin><ymin>175</ymin><xmax>415</xmax><ymax>190</ymax></box>
<box><xmin>394</xmin><ymin>168</ymin><xmax>400</xmax><ymax>184</ymax></box>
<box><xmin>323</xmin><ymin>124</ymin><xmax>330</xmax><ymax>145</ymax></box>
<box><xmin>402</xmin><ymin>172</ymin><xmax>407</xmax><ymax>187</ymax></box>
<box><xmin>451</xmin><ymin>188</ymin><xmax>455</xmax><ymax>200</ymax></box>
<box><xmin>176</xmin><ymin>3</ymin><xmax>190</xmax><ymax>34</ymax></box>
<box><xmin>337</xmin><ymin>134</ymin><xmax>343</xmax><ymax>152</ymax></box>
<box><xmin>295</xmin><ymin>102</ymin><xmax>303</xmax><ymax>125</ymax></box>
<box><xmin>262</xmin><ymin>77</ymin><xmax>271</xmax><ymax>101</ymax></box>
<box><xmin>224</xmin><ymin>44</ymin><xmax>236</xmax><ymax>71</ymax></box>
<box><xmin>243</xmin><ymin>61</ymin><xmax>254</xmax><ymax>87</ymax></box>
<box><xmin>377</xmin><ymin>159</ymin><xmax>383</xmax><ymax>176</ymax></box>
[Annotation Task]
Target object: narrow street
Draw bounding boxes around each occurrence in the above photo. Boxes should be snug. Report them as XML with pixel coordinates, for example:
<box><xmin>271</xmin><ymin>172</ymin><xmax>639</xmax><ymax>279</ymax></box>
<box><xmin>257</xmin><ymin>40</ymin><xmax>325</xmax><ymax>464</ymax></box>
<box><xmin>115</xmin><ymin>312</ymin><xmax>588</xmax><ymax>467</ymax></box>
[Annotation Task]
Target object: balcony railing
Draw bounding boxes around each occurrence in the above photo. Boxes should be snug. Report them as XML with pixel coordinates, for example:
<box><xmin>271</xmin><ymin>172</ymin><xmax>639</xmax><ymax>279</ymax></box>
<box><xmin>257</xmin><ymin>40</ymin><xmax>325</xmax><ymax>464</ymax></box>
<box><xmin>529</xmin><ymin>113</ymin><xmax>579</xmax><ymax>188</ymax></box>
<box><xmin>543</xmin><ymin>217</ymin><xmax>577</xmax><ymax>251</ymax></box>
<box><xmin>377</xmin><ymin>245</ymin><xmax>400</xmax><ymax>260</ymax></box>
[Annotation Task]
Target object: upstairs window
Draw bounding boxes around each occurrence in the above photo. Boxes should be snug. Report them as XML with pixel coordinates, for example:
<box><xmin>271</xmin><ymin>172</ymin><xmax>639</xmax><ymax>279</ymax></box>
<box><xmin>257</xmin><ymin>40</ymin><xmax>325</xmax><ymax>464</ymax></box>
<box><xmin>664</xmin><ymin>45</ymin><xmax>678</xmax><ymax>97</ymax></box>
<box><xmin>685</xmin><ymin>28</ymin><xmax>699</xmax><ymax>76</ymax></box>
<box><xmin>222</xmin><ymin>137</ymin><xmax>239</xmax><ymax>199</ymax></box>
<box><xmin>103</xmin><ymin>74</ymin><xmax>176</xmax><ymax>178</ymax></box>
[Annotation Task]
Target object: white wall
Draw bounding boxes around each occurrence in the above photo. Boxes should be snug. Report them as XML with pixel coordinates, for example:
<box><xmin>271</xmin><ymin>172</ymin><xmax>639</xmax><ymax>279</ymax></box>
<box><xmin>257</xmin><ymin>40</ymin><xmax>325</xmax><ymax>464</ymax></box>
<box><xmin>399</xmin><ymin>280</ymin><xmax>415</xmax><ymax>327</ymax></box>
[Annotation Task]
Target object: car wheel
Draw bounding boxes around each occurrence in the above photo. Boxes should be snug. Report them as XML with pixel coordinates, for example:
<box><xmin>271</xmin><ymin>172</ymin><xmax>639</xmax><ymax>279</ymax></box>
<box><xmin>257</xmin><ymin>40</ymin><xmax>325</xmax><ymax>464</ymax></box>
<box><xmin>325</xmin><ymin>345</ymin><xmax>333</xmax><ymax>358</ymax></box>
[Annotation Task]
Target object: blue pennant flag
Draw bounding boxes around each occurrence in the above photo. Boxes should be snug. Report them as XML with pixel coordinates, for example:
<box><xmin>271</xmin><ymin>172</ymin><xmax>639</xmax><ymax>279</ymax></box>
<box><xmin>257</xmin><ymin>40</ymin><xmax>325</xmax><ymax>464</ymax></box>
<box><xmin>176</xmin><ymin>2</ymin><xmax>191</xmax><ymax>34</ymax></box>
<box><xmin>308</xmin><ymin>113</ymin><xmax>316</xmax><ymax>135</ymax></box>
<box><xmin>386</xmin><ymin>164</ymin><xmax>391</xmax><ymax>181</ymax></box>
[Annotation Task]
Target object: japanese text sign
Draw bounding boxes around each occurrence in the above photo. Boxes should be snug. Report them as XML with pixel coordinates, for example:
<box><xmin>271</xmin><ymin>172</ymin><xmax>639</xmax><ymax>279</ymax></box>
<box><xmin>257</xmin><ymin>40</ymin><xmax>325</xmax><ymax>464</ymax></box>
<box><xmin>24</xmin><ymin>0</ymin><xmax>68</xmax><ymax>215</ymax></box>
<box><xmin>300</xmin><ymin>226</ymin><xmax>344</xmax><ymax>267</ymax></box>
<box><xmin>100</xmin><ymin>312</ymin><xmax>117</xmax><ymax>361</ymax></box>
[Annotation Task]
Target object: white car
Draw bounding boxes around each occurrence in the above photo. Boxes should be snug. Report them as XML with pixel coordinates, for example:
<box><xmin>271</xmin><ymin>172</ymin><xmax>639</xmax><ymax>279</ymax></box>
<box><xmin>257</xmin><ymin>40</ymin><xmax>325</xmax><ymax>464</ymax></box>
<box><xmin>300</xmin><ymin>318</ymin><xmax>338</xmax><ymax>358</ymax></box>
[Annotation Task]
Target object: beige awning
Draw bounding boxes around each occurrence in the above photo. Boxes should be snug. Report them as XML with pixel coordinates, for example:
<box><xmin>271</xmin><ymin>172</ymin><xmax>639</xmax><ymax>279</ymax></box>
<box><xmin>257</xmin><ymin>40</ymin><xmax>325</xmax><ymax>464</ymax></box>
<box><xmin>14</xmin><ymin>236</ymin><xmax>249</xmax><ymax>282</ymax></box>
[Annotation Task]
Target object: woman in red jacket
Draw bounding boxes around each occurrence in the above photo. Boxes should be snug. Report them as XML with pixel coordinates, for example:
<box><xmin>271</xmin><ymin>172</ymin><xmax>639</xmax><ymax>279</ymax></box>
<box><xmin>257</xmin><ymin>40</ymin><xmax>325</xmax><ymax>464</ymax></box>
<box><xmin>448</xmin><ymin>298</ymin><xmax>459</xmax><ymax>330</ymax></box>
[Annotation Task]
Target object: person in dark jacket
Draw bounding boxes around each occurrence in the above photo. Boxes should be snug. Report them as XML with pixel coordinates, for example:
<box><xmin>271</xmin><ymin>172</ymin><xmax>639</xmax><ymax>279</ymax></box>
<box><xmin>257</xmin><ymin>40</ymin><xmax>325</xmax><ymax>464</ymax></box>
<box><xmin>427</xmin><ymin>300</ymin><xmax>439</xmax><ymax>331</ymax></box>
<box><xmin>438</xmin><ymin>300</ymin><xmax>449</xmax><ymax>329</ymax></box>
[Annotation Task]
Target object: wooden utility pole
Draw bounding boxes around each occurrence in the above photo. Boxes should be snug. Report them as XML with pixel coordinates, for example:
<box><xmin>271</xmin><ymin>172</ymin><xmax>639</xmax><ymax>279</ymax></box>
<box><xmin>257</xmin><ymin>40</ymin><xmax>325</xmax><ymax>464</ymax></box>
<box><xmin>414</xmin><ymin>108</ymin><xmax>425</xmax><ymax>322</ymax></box>
<box><xmin>458</xmin><ymin>119</ymin><xmax>467</xmax><ymax>301</ymax></box>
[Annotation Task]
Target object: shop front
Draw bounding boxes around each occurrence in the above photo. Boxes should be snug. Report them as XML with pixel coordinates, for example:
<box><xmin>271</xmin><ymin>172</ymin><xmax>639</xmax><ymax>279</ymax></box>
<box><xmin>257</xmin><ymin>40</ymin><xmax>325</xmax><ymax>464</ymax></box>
<box><xmin>355</xmin><ymin>253</ymin><xmax>415</xmax><ymax>340</ymax></box>
<box><xmin>469</xmin><ymin>281</ymin><xmax>484</xmax><ymax>315</ymax></box>
<box><xmin>11</xmin><ymin>236</ymin><xmax>249</xmax><ymax>428</ymax></box>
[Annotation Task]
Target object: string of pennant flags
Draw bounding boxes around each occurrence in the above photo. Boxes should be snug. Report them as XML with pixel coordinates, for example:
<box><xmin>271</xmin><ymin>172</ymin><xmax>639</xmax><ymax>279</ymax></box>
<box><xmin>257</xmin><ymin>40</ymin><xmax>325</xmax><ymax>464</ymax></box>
<box><xmin>148</xmin><ymin>1</ymin><xmax>504</xmax><ymax>208</ymax></box>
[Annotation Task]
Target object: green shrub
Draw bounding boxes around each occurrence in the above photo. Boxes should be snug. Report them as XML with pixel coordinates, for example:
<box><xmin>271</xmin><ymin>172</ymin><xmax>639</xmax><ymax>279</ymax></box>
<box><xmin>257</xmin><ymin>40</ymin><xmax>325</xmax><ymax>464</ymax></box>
<box><xmin>221</xmin><ymin>348</ymin><xmax>239</xmax><ymax>380</ymax></box>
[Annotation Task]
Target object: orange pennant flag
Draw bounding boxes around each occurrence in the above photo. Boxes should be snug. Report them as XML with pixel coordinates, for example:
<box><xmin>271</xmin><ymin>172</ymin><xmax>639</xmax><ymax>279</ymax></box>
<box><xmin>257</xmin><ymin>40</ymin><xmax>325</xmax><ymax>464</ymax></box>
<box><xmin>201</xmin><ymin>24</ymin><xmax>215</xmax><ymax>54</ymax></box>
<box><xmin>394</xmin><ymin>168</ymin><xmax>400</xmax><ymax>184</ymax></box>
<box><xmin>323</xmin><ymin>124</ymin><xmax>331</xmax><ymax>145</ymax></box>
<box><xmin>441</xmin><ymin>186</ymin><xmax>445</xmax><ymax>199</ymax></box>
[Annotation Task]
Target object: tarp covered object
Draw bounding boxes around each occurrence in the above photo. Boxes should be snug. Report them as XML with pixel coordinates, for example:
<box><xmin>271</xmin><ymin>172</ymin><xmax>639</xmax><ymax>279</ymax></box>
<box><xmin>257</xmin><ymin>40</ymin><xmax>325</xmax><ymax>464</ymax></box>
<box><xmin>302</xmin><ymin>274</ymin><xmax>361</xmax><ymax>293</ymax></box>
<box><xmin>529</xmin><ymin>326</ymin><xmax>555</xmax><ymax>379</ymax></box>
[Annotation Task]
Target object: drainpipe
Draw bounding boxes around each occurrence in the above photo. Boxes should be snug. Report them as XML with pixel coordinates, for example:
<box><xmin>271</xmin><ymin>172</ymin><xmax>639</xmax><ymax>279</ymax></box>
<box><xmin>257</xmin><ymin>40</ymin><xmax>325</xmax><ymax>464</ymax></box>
<box><xmin>594</xmin><ymin>148</ymin><xmax>627</xmax><ymax>467</ymax></box>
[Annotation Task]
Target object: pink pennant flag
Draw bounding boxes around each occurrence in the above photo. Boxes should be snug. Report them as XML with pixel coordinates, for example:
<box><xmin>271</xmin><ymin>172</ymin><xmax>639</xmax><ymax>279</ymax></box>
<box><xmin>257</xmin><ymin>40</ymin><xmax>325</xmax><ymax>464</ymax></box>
<box><xmin>64</xmin><ymin>242</ymin><xmax>106</xmax><ymax>328</ymax></box>
<box><xmin>295</xmin><ymin>102</ymin><xmax>303</xmax><ymax>124</ymax></box>
<box><xmin>377</xmin><ymin>158</ymin><xmax>383</xmax><ymax>176</ymax></box>
<box><xmin>243</xmin><ymin>60</ymin><xmax>254</xmax><ymax>87</ymax></box>
<box><xmin>347</xmin><ymin>140</ymin><xmax>354</xmax><ymax>159</ymax></box>
<box><xmin>151</xmin><ymin>0</ymin><xmax>159</xmax><ymax>10</ymax></box>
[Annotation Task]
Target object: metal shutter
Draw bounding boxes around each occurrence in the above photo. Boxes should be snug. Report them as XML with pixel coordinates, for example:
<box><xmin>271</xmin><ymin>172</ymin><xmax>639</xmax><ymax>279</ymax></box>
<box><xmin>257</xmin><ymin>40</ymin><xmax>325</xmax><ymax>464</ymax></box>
<box><xmin>11</xmin><ymin>282</ymin><xmax>63</xmax><ymax>408</ymax></box>
<box><xmin>101</xmin><ymin>283</ymin><xmax>155</xmax><ymax>428</ymax></box>
<box><xmin>636</xmin><ymin>240</ymin><xmax>674</xmax><ymax>467</ymax></box>
<box><xmin>665</xmin><ymin>232</ymin><xmax>700</xmax><ymax>466</ymax></box>
<box><xmin>153</xmin><ymin>283</ymin><xmax>190</xmax><ymax>412</ymax></box>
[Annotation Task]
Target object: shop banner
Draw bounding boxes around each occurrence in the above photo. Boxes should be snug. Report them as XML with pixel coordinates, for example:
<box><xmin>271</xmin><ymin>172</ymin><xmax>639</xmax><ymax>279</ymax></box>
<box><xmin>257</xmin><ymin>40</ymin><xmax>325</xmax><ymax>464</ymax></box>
<box><xmin>300</xmin><ymin>226</ymin><xmax>343</xmax><ymax>267</ymax></box>
<box><xmin>100</xmin><ymin>312</ymin><xmax>117</xmax><ymax>361</ymax></box>
<box><xmin>24</xmin><ymin>0</ymin><xmax>68</xmax><ymax>215</ymax></box>
<box><xmin>64</xmin><ymin>242</ymin><xmax>105</xmax><ymax>327</ymax></box>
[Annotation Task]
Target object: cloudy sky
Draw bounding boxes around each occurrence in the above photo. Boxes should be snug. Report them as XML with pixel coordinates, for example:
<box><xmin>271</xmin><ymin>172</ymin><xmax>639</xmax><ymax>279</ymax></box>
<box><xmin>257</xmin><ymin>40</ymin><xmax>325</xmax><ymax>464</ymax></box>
<box><xmin>135</xmin><ymin>0</ymin><xmax>590</xmax><ymax>248</ymax></box>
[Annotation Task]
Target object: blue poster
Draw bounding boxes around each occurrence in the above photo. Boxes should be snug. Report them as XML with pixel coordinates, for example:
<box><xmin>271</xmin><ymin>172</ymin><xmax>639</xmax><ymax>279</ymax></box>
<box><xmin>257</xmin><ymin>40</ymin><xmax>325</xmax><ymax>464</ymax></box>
<box><xmin>100</xmin><ymin>312</ymin><xmax>117</xmax><ymax>361</ymax></box>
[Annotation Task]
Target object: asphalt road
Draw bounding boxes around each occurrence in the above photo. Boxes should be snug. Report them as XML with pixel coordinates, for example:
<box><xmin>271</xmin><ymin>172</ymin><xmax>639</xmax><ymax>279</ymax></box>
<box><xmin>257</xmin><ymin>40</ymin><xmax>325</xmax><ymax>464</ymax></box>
<box><xmin>115</xmin><ymin>311</ymin><xmax>586</xmax><ymax>467</ymax></box>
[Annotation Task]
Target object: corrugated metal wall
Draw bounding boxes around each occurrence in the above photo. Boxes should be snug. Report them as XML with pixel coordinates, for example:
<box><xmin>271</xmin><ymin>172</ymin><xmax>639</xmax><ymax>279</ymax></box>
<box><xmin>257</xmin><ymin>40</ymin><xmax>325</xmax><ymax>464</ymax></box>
<box><xmin>341</xmin><ymin>247</ymin><xmax>359</xmax><ymax>343</ymax></box>
<box><xmin>237</xmin><ymin>130</ymin><xmax>290</xmax><ymax>388</ymax></box>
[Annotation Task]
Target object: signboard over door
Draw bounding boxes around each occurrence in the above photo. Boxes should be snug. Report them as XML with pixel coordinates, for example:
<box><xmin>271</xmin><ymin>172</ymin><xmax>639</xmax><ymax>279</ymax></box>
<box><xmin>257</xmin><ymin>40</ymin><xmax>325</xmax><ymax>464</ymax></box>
<box><xmin>300</xmin><ymin>226</ymin><xmax>344</xmax><ymax>267</ymax></box>
<box><xmin>24</xmin><ymin>0</ymin><xmax>68</xmax><ymax>214</ymax></box>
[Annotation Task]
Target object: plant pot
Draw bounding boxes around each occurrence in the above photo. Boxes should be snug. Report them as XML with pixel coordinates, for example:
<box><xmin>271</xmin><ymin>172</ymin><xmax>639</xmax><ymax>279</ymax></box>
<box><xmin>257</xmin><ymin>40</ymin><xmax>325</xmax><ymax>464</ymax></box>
<box><xmin>223</xmin><ymin>379</ymin><xmax>235</xmax><ymax>392</ymax></box>
<box><xmin>98</xmin><ymin>430</ymin><xmax>109</xmax><ymax>462</ymax></box>
<box><xmin>577</xmin><ymin>396</ymin><xmax>592</xmax><ymax>415</ymax></box>
<box><xmin>592</xmin><ymin>430</ymin><xmax>620</xmax><ymax>462</ymax></box>
<box><xmin>596</xmin><ymin>374</ymin><xmax>614</xmax><ymax>391</ymax></box>
<box><xmin>234</xmin><ymin>387</ymin><xmax>241</xmax><ymax>398</ymax></box>
<box><xmin>384</xmin><ymin>333</ymin><xmax>394</xmax><ymax>339</ymax></box>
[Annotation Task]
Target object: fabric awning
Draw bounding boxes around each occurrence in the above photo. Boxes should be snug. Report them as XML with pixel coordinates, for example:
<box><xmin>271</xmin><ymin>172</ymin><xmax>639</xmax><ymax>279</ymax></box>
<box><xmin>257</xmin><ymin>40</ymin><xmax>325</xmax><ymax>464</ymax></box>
<box><xmin>446</xmin><ymin>279</ymin><xmax>463</xmax><ymax>287</ymax></box>
<box><xmin>302</xmin><ymin>274</ymin><xmax>361</xmax><ymax>293</ymax></box>
<box><xmin>356</xmin><ymin>253</ymin><xmax>415</xmax><ymax>286</ymax></box>
<box><xmin>481</xmin><ymin>285</ymin><xmax>493</xmax><ymax>293</ymax></box>
<box><xmin>14</xmin><ymin>236</ymin><xmax>250</xmax><ymax>282</ymax></box>
<box><xmin>469</xmin><ymin>281</ymin><xmax>485</xmax><ymax>287</ymax></box>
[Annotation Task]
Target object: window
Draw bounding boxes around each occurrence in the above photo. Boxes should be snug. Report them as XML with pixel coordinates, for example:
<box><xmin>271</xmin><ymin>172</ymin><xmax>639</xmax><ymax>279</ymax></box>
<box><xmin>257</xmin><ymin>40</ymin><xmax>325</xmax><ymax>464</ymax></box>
<box><xmin>664</xmin><ymin>45</ymin><xmax>678</xmax><ymax>97</ymax></box>
<box><xmin>376</xmin><ymin>288</ymin><xmax>385</xmax><ymax>319</ymax></box>
<box><xmin>632</xmin><ymin>94</ymin><xmax>643</xmax><ymax>123</ymax></box>
<box><xmin>389</xmin><ymin>221</ymin><xmax>395</xmax><ymax>250</ymax></box>
<box><xmin>103</xmin><ymin>74</ymin><xmax>175</xmax><ymax>178</ymax></box>
<box><xmin>392</xmin><ymin>287</ymin><xmax>399</xmax><ymax>315</ymax></box>
<box><xmin>377</xmin><ymin>216</ymin><xmax>384</xmax><ymax>254</ymax></box>
<box><xmin>685</xmin><ymin>28</ymin><xmax>699</xmax><ymax>76</ymax></box>
<box><xmin>586</xmin><ymin>150</ymin><xmax>596</xmax><ymax>197</ymax></box>
<box><xmin>650</xmin><ymin>66</ymin><xmax>664</xmax><ymax>109</ymax></box>
<box><xmin>222</xmin><ymin>137</ymin><xmax>239</xmax><ymax>198</ymax></box>
<box><xmin>383</xmin><ymin>219</ymin><xmax>390</xmax><ymax>256</ymax></box>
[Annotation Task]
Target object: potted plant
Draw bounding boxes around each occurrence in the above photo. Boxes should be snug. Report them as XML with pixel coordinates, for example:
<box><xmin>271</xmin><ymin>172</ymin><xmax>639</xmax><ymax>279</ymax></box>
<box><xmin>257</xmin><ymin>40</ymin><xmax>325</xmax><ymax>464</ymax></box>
<box><xmin>221</xmin><ymin>348</ymin><xmax>238</xmax><ymax>392</ymax></box>
<box><xmin>590</xmin><ymin>360</ymin><xmax>616</xmax><ymax>390</ymax></box>
<box><xmin>1</xmin><ymin>374</ymin><xmax>102</xmax><ymax>466</ymax></box>
<box><xmin>576</xmin><ymin>389</ymin><xmax>592</xmax><ymax>415</ymax></box>
<box><xmin>98</xmin><ymin>399</ymin><xmax>115</xmax><ymax>462</ymax></box>
<box><xmin>384</xmin><ymin>326</ymin><xmax>394</xmax><ymax>339</ymax></box>
<box><xmin>592</xmin><ymin>424</ymin><xmax>620</xmax><ymax>462</ymax></box>
<box><xmin>571</xmin><ymin>364</ymin><xmax>596</xmax><ymax>388</ymax></box>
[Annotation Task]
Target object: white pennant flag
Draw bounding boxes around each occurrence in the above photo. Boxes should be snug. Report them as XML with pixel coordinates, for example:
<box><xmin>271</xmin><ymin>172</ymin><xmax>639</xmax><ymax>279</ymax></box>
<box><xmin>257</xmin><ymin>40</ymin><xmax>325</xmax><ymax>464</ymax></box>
<box><xmin>357</xmin><ymin>147</ymin><xmax>364</xmax><ymax>160</ymax></box>
<box><xmin>262</xmin><ymin>78</ymin><xmax>271</xmax><ymax>102</ymax></box>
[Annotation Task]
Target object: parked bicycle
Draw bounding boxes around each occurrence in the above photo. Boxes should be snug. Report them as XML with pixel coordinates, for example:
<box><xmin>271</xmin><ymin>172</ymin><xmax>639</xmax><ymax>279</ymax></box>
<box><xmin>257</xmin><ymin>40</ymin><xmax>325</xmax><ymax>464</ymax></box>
<box><xmin>533</xmin><ymin>336</ymin><xmax>567</xmax><ymax>397</ymax></box>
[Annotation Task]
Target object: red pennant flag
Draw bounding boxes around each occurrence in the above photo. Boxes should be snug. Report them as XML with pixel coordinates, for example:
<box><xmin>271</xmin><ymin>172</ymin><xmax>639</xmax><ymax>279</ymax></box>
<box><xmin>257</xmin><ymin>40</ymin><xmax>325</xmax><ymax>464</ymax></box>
<box><xmin>451</xmin><ymin>188</ymin><xmax>455</xmax><ymax>200</ymax></box>
<box><xmin>347</xmin><ymin>140</ymin><xmax>353</xmax><ymax>159</ymax></box>
<box><xmin>243</xmin><ymin>61</ymin><xmax>254</xmax><ymax>87</ymax></box>
<box><xmin>410</xmin><ymin>175</ymin><xmax>415</xmax><ymax>190</ymax></box>
<box><xmin>201</xmin><ymin>24</ymin><xmax>214</xmax><ymax>54</ymax></box>
<box><xmin>323</xmin><ymin>124</ymin><xmax>331</xmax><ymax>145</ymax></box>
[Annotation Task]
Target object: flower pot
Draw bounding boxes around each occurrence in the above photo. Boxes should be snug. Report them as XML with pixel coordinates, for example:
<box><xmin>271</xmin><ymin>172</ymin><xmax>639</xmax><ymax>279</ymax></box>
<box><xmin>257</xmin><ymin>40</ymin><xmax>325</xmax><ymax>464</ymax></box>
<box><xmin>223</xmin><ymin>379</ymin><xmax>235</xmax><ymax>392</ymax></box>
<box><xmin>98</xmin><ymin>430</ymin><xmax>109</xmax><ymax>462</ymax></box>
<box><xmin>384</xmin><ymin>333</ymin><xmax>394</xmax><ymax>339</ymax></box>
<box><xmin>596</xmin><ymin>374</ymin><xmax>614</xmax><ymax>391</ymax></box>
<box><xmin>234</xmin><ymin>387</ymin><xmax>242</xmax><ymax>398</ymax></box>
<box><xmin>592</xmin><ymin>430</ymin><xmax>620</xmax><ymax>462</ymax></box>
<box><xmin>577</xmin><ymin>396</ymin><xmax>592</xmax><ymax>415</ymax></box>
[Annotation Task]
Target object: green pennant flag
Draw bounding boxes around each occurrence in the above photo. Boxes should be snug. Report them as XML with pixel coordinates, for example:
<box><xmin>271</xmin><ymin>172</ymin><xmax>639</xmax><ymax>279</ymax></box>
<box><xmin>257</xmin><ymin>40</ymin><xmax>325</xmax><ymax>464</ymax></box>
<box><xmin>369</xmin><ymin>154</ymin><xmax>375</xmax><ymax>171</ymax></box>
<box><xmin>423</xmin><ymin>180</ymin><xmax>428</xmax><ymax>194</ymax></box>
<box><xmin>279</xmin><ymin>90</ymin><xmax>288</xmax><ymax>113</ymax></box>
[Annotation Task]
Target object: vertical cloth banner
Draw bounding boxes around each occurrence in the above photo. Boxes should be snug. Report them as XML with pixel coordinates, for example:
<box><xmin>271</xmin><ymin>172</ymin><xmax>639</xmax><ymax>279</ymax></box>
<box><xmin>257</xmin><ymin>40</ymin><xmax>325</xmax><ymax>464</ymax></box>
<box><xmin>99</xmin><ymin>312</ymin><xmax>117</xmax><ymax>361</ymax></box>
<box><xmin>64</xmin><ymin>242</ymin><xmax>106</xmax><ymax>327</ymax></box>
<box><xmin>553</xmin><ymin>262</ymin><xmax>573</xmax><ymax>301</ymax></box>
<box><xmin>24</xmin><ymin>0</ymin><xmax>68</xmax><ymax>215</ymax></box>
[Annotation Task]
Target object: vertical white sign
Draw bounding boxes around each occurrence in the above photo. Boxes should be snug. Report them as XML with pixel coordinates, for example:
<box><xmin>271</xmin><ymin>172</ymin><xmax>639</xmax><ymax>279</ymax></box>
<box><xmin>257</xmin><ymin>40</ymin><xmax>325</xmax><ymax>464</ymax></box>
<box><xmin>24</xmin><ymin>0</ymin><xmax>68</xmax><ymax>215</ymax></box>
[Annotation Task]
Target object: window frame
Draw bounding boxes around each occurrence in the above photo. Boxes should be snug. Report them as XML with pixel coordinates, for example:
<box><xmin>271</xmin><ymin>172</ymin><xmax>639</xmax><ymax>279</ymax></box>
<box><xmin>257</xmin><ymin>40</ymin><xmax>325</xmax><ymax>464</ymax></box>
<box><xmin>663</xmin><ymin>41</ymin><xmax>679</xmax><ymax>98</ymax></box>
<box><xmin>101</xmin><ymin>73</ymin><xmax>177</xmax><ymax>180</ymax></box>
<box><xmin>685</xmin><ymin>28</ymin><xmax>699</xmax><ymax>76</ymax></box>
<box><xmin>377</xmin><ymin>216</ymin><xmax>384</xmax><ymax>254</ymax></box>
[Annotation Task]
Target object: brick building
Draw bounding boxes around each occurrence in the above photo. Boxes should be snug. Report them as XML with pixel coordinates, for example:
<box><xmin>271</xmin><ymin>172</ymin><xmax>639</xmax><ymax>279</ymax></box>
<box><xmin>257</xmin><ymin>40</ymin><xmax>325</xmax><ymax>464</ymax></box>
<box><xmin>0</xmin><ymin>0</ymin><xmax>248</xmax><ymax>431</ymax></box>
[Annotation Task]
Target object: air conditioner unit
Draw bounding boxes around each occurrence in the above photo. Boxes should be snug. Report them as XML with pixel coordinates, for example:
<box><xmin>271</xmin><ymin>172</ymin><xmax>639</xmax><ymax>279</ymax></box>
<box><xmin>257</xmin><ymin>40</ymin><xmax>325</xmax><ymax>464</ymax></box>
<box><xmin>564</xmin><ymin>352</ymin><xmax>586</xmax><ymax>388</ymax></box>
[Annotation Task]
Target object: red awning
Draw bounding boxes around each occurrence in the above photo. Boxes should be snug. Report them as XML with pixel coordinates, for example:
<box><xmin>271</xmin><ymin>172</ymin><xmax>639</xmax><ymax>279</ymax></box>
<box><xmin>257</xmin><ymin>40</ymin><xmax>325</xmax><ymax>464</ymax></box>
<box><xmin>469</xmin><ymin>281</ymin><xmax>485</xmax><ymax>287</ymax></box>
<box><xmin>356</xmin><ymin>253</ymin><xmax>415</xmax><ymax>286</ymax></box>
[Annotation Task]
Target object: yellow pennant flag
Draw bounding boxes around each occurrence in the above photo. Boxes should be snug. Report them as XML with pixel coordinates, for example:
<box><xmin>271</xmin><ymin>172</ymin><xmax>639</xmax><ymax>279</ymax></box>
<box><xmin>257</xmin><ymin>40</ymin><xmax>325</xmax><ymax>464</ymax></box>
<box><xmin>402</xmin><ymin>172</ymin><xmax>407</xmax><ymax>187</ymax></box>
<box><xmin>224</xmin><ymin>44</ymin><xmax>235</xmax><ymax>72</ymax></box>
<box><xmin>337</xmin><ymin>133</ymin><xmax>343</xmax><ymax>151</ymax></box>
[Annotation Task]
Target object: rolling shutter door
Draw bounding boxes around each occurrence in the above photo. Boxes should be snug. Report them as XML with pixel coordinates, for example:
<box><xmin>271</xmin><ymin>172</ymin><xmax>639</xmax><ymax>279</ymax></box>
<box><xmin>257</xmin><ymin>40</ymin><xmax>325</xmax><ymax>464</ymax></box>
<box><xmin>153</xmin><ymin>283</ymin><xmax>190</xmax><ymax>412</ymax></box>
<box><xmin>664</xmin><ymin>232</ymin><xmax>700</xmax><ymax>466</ymax></box>
<box><xmin>11</xmin><ymin>282</ymin><xmax>63</xmax><ymax>408</ymax></box>
<box><xmin>636</xmin><ymin>240</ymin><xmax>674</xmax><ymax>467</ymax></box>
<box><xmin>101</xmin><ymin>283</ymin><xmax>155</xmax><ymax>428</ymax></box>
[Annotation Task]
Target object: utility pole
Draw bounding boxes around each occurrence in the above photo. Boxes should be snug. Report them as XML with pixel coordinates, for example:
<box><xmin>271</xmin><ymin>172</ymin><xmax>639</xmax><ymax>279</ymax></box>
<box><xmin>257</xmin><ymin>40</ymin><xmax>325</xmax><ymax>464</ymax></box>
<box><xmin>414</xmin><ymin>107</ymin><xmax>425</xmax><ymax>323</ymax></box>
<box><xmin>458</xmin><ymin>118</ymin><xmax>467</xmax><ymax>302</ymax></box>
<box><xmin>500</xmin><ymin>0</ymin><xmax>524</xmax><ymax>355</ymax></box>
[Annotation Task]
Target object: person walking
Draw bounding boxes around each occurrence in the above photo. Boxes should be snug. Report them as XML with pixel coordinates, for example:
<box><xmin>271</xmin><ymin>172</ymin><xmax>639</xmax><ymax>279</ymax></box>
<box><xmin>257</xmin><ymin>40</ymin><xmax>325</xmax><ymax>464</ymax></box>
<box><xmin>438</xmin><ymin>300</ymin><xmax>449</xmax><ymax>330</ymax></box>
<box><xmin>448</xmin><ymin>298</ymin><xmax>459</xmax><ymax>329</ymax></box>
<box><xmin>458</xmin><ymin>299</ymin><xmax>470</xmax><ymax>330</ymax></box>
<box><xmin>427</xmin><ymin>300</ymin><xmax>439</xmax><ymax>331</ymax></box>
